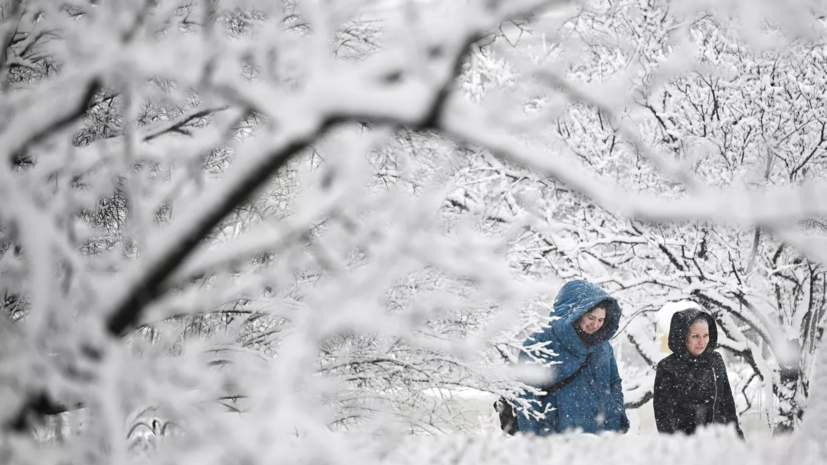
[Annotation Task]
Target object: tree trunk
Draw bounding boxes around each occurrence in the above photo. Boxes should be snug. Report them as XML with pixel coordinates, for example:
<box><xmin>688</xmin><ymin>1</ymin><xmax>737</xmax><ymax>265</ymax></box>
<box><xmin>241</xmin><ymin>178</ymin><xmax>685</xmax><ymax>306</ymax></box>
<box><xmin>794</xmin><ymin>336</ymin><xmax>827</xmax><ymax>458</ymax></box>
<box><xmin>774</xmin><ymin>366</ymin><xmax>804</xmax><ymax>434</ymax></box>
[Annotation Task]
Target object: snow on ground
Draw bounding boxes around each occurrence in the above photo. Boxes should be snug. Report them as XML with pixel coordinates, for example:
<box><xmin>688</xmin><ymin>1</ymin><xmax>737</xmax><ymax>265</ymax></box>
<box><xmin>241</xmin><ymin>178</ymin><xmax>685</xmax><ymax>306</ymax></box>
<box><xmin>379</xmin><ymin>430</ymin><xmax>799</xmax><ymax>465</ymax></box>
<box><xmin>422</xmin><ymin>384</ymin><xmax>770</xmax><ymax>440</ymax></box>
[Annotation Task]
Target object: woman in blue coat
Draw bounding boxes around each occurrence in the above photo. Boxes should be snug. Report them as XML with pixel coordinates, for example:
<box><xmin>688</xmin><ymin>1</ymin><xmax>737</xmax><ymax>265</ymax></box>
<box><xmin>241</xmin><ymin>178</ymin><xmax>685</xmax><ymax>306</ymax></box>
<box><xmin>516</xmin><ymin>280</ymin><xmax>629</xmax><ymax>435</ymax></box>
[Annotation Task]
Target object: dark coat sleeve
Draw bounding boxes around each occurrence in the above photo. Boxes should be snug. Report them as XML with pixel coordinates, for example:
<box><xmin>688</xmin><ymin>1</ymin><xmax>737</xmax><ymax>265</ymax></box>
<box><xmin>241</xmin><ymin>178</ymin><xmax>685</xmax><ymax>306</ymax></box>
<box><xmin>653</xmin><ymin>360</ymin><xmax>679</xmax><ymax>434</ymax></box>
<box><xmin>713</xmin><ymin>354</ymin><xmax>745</xmax><ymax>440</ymax></box>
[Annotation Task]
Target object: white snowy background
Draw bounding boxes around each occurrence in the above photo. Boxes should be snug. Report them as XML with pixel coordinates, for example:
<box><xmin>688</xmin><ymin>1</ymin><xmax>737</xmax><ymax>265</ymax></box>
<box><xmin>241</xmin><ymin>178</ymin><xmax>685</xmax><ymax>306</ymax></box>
<box><xmin>1</xmin><ymin>0</ymin><xmax>827</xmax><ymax>463</ymax></box>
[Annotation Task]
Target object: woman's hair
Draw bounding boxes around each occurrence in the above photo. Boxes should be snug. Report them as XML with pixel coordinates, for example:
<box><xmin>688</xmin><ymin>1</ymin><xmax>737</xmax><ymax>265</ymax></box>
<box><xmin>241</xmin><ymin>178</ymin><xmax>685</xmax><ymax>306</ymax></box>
<box><xmin>587</xmin><ymin>301</ymin><xmax>612</xmax><ymax>314</ymax></box>
<box><xmin>688</xmin><ymin>314</ymin><xmax>709</xmax><ymax>329</ymax></box>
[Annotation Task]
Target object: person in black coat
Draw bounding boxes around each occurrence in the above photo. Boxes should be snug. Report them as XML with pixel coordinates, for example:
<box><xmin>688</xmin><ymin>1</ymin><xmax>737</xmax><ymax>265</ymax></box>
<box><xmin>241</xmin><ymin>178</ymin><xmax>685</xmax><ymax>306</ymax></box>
<box><xmin>653</xmin><ymin>309</ymin><xmax>744</xmax><ymax>439</ymax></box>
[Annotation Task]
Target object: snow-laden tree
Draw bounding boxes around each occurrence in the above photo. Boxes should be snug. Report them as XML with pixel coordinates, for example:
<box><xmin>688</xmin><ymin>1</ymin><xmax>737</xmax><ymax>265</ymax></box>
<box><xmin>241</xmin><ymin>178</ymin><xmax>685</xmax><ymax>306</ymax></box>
<box><xmin>435</xmin><ymin>0</ymin><xmax>827</xmax><ymax>432</ymax></box>
<box><xmin>0</xmin><ymin>0</ymin><xmax>560</xmax><ymax>457</ymax></box>
<box><xmin>545</xmin><ymin>0</ymin><xmax>827</xmax><ymax>433</ymax></box>
<box><xmin>3</xmin><ymin>0</ymin><xmax>827</xmax><ymax>464</ymax></box>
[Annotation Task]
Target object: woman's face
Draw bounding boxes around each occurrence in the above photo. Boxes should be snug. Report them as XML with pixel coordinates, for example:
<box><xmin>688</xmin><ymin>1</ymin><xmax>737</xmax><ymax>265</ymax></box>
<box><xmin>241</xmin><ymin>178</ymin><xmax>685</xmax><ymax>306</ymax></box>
<box><xmin>685</xmin><ymin>320</ymin><xmax>710</xmax><ymax>356</ymax></box>
<box><xmin>579</xmin><ymin>307</ymin><xmax>606</xmax><ymax>335</ymax></box>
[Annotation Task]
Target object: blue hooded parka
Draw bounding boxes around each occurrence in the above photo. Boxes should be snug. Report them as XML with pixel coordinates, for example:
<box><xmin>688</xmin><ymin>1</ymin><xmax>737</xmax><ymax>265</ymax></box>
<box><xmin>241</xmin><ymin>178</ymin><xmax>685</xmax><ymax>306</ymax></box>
<box><xmin>516</xmin><ymin>280</ymin><xmax>629</xmax><ymax>435</ymax></box>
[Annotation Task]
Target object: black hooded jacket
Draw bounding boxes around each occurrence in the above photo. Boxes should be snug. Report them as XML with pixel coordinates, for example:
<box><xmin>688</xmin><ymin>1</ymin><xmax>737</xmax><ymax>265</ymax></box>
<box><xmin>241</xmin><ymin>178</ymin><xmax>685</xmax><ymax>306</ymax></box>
<box><xmin>653</xmin><ymin>309</ymin><xmax>744</xmax><ymax>439</ymax></box>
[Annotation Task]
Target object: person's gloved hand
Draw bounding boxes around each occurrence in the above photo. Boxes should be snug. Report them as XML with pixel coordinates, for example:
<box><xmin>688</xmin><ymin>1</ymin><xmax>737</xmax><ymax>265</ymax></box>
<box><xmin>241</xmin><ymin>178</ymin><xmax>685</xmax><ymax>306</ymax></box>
<box><xmin>620</xmin><ymin>415</ymin><xmax>630</xmax><ymax>434</ymax></box>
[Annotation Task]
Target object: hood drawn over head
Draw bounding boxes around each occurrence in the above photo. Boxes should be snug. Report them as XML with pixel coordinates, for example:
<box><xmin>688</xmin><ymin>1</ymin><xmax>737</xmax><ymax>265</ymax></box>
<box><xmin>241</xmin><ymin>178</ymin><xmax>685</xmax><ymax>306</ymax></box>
<box><xmin>552</xmin><ymin>279</ymin><xmax>622</xmax><ymax>344</ymax></box>
<box><xmin>667</xmin><ymin>308</ymin><xmax>718</xmax><ymax>356</ymax></box>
